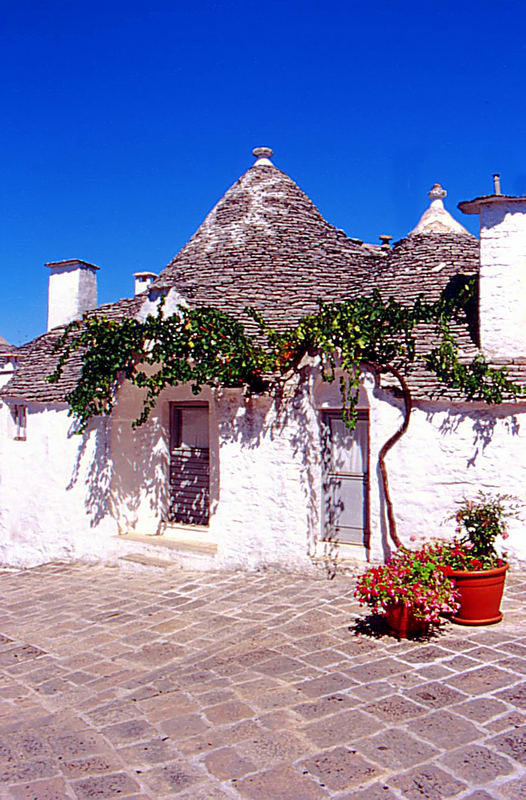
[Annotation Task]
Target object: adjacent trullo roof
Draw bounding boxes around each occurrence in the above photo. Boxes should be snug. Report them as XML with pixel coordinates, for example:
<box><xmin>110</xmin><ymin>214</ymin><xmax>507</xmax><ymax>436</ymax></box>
<box><xmin>2</xmin><ymin>147</ymin><xmax>525</xmax><ymax>404</ymax></box>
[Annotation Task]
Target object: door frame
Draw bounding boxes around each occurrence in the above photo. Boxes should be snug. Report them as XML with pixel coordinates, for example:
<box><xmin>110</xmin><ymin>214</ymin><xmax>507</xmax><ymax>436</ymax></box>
<box><xmin>168</xmin><ymin>401</ymin><xmax>210</xmax><ymax>527</ymax></box>
<box><xmin>320</xmin><ymin>408</ymin><xmax>370</xmax><ymax>550</ymax></box>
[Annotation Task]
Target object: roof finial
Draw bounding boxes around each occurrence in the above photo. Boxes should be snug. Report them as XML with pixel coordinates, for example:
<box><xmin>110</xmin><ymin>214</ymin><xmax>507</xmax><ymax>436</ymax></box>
<box><xmin>410</xmin><ymin>183</ymin><xmax>470</xmax><ymax>236</ymax></box>
<box><xmin>252</xmin><ymin>146</ymin><xmax>274</xmax><ymax>166</ymax></box>
<box><xmin>429</xmin><ymin>183</ymin><xmax>447</xmax><ymax>201</ymax></box>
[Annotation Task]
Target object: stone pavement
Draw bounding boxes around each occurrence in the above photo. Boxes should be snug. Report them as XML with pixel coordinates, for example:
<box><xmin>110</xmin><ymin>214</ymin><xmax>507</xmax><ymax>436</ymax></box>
<box><xmin>0</xmin><ymin>563</ymin><xmax>525</xmax><ymax>800</ymax></box>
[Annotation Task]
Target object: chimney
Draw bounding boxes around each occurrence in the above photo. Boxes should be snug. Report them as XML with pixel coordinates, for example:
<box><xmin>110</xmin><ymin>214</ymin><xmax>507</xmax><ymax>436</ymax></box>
<box><xmin>459</xmin><ymin>178</ymin><xmax>526</xmax><ymax>359</ymax></box>
<box><xmin>133</xmin><ymin>271</ymin><xmax>157</xmax><ymax>296</ymax></box>
<box><xmin>46</xmin><ymin>259</ymin><xmax>99</xmax><ymax>331</ymax></box>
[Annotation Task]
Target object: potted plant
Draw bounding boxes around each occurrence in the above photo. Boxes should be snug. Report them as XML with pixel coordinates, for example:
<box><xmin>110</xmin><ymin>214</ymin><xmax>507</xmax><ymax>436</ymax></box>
<box><xmin>354</xmin><ymin>545</ymin><xmax>459</xmax><ymax>639</ymax></box>
<box><xmin>434</xmin><ymin>492</ymin><xmax>519</xmax><ymax>626</ymax></box>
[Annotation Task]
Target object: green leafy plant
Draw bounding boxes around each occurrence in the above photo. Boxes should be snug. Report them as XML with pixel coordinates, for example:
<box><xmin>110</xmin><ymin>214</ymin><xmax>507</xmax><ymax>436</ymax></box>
<box><xmin>432</xmin><ymin>492</ymin><xmax>521</xmax><ymax>570</ymax></box>
<box><xmin>354</xmin><ymin>544</ymin><xmax>460</xmax><ymax>624</ymax></box>
<box><xmin>47</xmin><ymin>280</ymin><xmax>525</xmax><ymax>550</ymax></box>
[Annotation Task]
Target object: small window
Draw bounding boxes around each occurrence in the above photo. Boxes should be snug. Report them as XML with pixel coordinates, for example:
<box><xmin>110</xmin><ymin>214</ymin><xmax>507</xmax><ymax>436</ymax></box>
<box><xmin>12</xmin><ymin>404</ymin><xmax>27</xmax><ymax>440</ymax></box>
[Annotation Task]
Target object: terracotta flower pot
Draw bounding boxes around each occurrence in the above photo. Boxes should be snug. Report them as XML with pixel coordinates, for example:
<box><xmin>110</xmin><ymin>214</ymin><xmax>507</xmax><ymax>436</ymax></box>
<box><xmin>444</xmin><ymin>563</ymin><xmax>508</xmax><ymax>625</ymax></box>
<box><xmin>384</xmin><ymin>603</ymin><xmax>427</xmax><ymax>639</ymax></box>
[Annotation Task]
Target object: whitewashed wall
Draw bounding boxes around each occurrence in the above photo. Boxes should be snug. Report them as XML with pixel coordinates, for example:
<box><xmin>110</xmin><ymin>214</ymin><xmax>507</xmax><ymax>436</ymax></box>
<box><xmin>0</xmin><ymin>402</ymin><xmax>118</xmax><ymax>568</ymax></box>
<box><xmin>1</xmin><ymin>369</ymin><xmax>526</xmax><ymax>570</ymax></box>
<box><xmin>369</xmin><ymin>389</ymin><xmax>526</xmax><ymax>564</ymax></box>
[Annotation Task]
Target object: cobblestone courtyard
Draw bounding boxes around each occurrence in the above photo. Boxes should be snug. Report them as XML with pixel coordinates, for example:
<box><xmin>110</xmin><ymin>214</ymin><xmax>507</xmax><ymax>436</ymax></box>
<box><xmin>0</xmin><ymin>562</ymin><xmax>525</xmax><ymax>799</ymax></box>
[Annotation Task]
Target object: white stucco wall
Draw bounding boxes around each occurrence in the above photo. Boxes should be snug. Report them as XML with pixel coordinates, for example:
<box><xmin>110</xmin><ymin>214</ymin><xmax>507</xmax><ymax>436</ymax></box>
<box><xmin>479</xmin><ymin>200</ymin><xmax>526</xmax><ymax>358</ymax></box>
<box><xmin>0</xmin><ymin>402</ymin><xmax>118</xmax><ymax>567</ymax></box>
<box><xmin>369</xmin><ymin>391</ymin><xmax>526</xmax><ymax>564</ymax></box>
<box><xmin>1</xmin><ymin>368</ymin><xmax>525</xmax><ymax>570</ymax></box>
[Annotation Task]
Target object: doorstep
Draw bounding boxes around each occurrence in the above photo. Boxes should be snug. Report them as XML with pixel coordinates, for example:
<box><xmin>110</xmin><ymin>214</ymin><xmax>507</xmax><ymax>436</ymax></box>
<box><xmin>117</xmin><ymin>529</ymin><xmax>217</xmax><ymax>556</ymax></box>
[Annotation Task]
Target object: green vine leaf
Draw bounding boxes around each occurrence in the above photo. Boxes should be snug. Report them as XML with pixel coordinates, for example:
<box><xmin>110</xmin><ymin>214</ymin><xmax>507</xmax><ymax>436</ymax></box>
<box><xmin>47</xmin><ymin>278</ymin><xmax>525</xmax><ymax>433</ymax></box>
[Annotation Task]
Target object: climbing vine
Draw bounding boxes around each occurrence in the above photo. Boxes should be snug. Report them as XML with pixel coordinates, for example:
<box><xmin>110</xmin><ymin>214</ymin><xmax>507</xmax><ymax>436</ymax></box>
<box><xmin>49</xmin><ymin>278</ymin><xmax>524</xmax><ymax>435</ymax></box>
<box><xmin>48</xmin><ymin>277</ymin><xmax>526</xmax><ymax>550</ymax></box>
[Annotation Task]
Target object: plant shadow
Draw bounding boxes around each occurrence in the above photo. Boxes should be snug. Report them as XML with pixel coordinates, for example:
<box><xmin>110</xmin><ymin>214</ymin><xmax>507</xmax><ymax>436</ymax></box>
<box><xmin>350</xmin><ymin>612</ymin><xmax>439</xmax><ymax>642</ymax></box>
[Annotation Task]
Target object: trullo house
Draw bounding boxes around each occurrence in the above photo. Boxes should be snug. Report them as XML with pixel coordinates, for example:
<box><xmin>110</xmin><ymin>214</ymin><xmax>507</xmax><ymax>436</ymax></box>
<box><xmin>1</xmin><ymin>148</ymin><xmax>525</xmax><ymax>571</ymax></box>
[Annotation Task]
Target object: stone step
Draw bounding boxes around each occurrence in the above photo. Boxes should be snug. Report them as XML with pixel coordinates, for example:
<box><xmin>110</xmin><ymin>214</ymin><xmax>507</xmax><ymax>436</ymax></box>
<box><xmin>117</xmin><ymin>531</ymin><xmax>217</xmax><ymax>557</ymax></box>
<box><xmin>120</xmin><ymin>553</ymin><xmax>176</xmax><ymax>569</ymax></box>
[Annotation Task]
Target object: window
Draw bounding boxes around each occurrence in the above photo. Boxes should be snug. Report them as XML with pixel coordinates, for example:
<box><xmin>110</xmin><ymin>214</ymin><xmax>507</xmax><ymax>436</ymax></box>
<box><xmin>12</xmin><ymin>404</ymin><xmax>27</xmax><ymax>441</ymax></box>
<box><xmin>169</xmin><ymin>403</ymin><xmax>210</xmax><ymax>526</ymax></box>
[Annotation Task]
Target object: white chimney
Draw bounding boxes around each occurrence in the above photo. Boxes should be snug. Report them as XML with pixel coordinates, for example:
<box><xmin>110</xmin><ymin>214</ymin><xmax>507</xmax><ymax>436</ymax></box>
<box><xmin>459</xmin><ymin>186</ymin><xmax>526</xmax><ymax>359</ymax></box>
<box><xmin>134</xmin><ymin>271</ymin><xmax>157</xmax><ymax>296</ymax></box>
<box><xmin>46</xmin><ymin>259</ymin><xmax>99</xmax><ymax>331</ymax></box>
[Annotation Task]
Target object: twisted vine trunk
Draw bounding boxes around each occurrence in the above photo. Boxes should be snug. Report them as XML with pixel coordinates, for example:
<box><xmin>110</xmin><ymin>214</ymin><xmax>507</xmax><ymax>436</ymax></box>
<box><xmin>367</xmin><ymin>362</ymin><xmax>413</xmax><ymax>550</ymax></box>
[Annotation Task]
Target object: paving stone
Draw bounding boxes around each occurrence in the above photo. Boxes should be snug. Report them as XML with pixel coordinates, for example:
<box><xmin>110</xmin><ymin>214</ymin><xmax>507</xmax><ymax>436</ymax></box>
<box><xmin>71</xmin><ymin>771</ymin><xmax>141</xmax><ymax>799</ymax></box>
<box><xmin>203</xmin><ymin>700</ymin><xmax>255</xmax><ymax>725</ymax></box>
<box><xmin>177</xmin><ymin>785</ymin><xmax>234</xmax><ymax>800</ymax></box>
<box><xmin>390</xmin><ymin>764</ymin><xmax>466</xmax><ymax>799</ymax></box>
<box><xmin>359</xmin><ymin>728</ymin><xmax>439</xmax><ymax>770</ymax></box>
<box><xmin>254</xmin><ymin>655</ymin><xmax>307</xmax><ymax>677</ymax></box>
<box><xmin>177</xmin><ymin>719</ymin><xmax>264</xmax><ymax>756</ymax></box>
<box><xmin>452</xmin><ymin>697</ymin><xmax>509</xmax><ymax>722</ymax></box>
<box><xmin>444</xmin><ymin>655</ymin><xmax>481</xmax><ymax>671</ymax></box>
<box><xmin>406</xmin><ymin>710</ymin><xmax>481</xmax><ymax>749</ymax></box>
<box><xmin>235</xmin><ymin>729</ymin><xmax>310</xmax><ymax>767</ymax></box>
<box><xmin>236</xmin><ymin>764</ymin><xmax>327</xmax><ymax>799</ymax></box>
<box><xmin>495</xmin><ymin>680</ymin><xmax>526</xmax><ymax>708</ymax></box>
<box><xmin>446</xmin><ymin>665</ymin><xmax>518</xmax><ymax>695</ymax></box>
<box><xmin>117</xmin><ymin>738</ymin><xmax>181</xmax><ymax>768</ymax></box>
<box><xmin>7</xmin><ymin>730</ymin><xmax>53</xmax><ymax>759</ymax></box>
<box><xmin>59</xmin><ymin>753</ymin><xmax>124</xmax><ymax>779</ymax></box>
<box><xmin>399</xmin><ymin>646</ymin><xmax>452</xmax><ymax>664</ymax></box>
<box><xmin>294</xmin><ymin>693</ymin><xmax>358</xmax><ymax>720</ymax></box>
<box><xmin>101</xmin><ymin>719</ymin><xmax>159</xmax><ymax>746</ymax></box>
<box><xmin>345</xmin><ymin>658</ymin><xmax>408</xmax><ymax>684</ymax></box>
<box><xmin>5</xmin><ymin>776</ymin><xmax>72</xmax><ymax>800</ymax></box>
<box><xmin>295</xmin><ymin>672</ymin><xmax>357</xmax><ymax>698</ymax></box>
<box><xmin>301</xmin><ymin>746</ymin><xmax>381</xmax><ymax>791</ymax></box>
<box><xmin>365</xmin><ymin>694</ymin><xmax>426</xmax><ymax>721</ymax></box>
<box><xmin>407</xmin><ymin>681</ymin><xmax>466</xmax><ymax>709</ymax></box>
<box><xmin>413</xmin><ymin>664</ymin><xmax>453</xmax><ymax>681</ymax></box>
<box><xmin>138</xmin><ymin>692</ymin><xmax>199</xmax><ymax>721</ymax></box>
<box><xmin>499</xmin><ymin>776</ymin><xmax>526</xmax><ymax>799</ymax></box>
<box><xmin>3</xmin><ymin>565</ymin><xmax>526</xmax><ymax>800</ymax></box>
<box><xmin>455</xmin><ymin>793</ymin><xmax>497</xmax><ymax>800</ymax></box>
<box><xmin>123</xmin><ymin>642</ymin><xmax>186</xmax><ymax>665</ymax></box>
<box><xmin>257</xmin><ymin>709</ymin><xmax>300</xmax><ymax>730</ymax></box>
<box><xmin>0</xmin><ymin>646</ymin><xmax>47</xmax><ymax>667</ymax></box>
<box><xmin>302</xmin><ymin>709</ymin><xmax>383</xmax><ymax>748</ymax></box>
<box><xmin>340</xmin><ymin>784</ymin><xmax>398</xmax><ymax>800</ymax></box>
<box><xmin>439</xmin><ymin>744</ymin><xmax>514</xmax><ymax>783</ymax></box>
<box><xmin>140</xmin><ymin>760</ymin><xmax>207</xmax><ymax>795</ymax></box>
<box><xmin>203</xmin><ymin>746</ymin><xmax>256</xmax><ymax>780</ymax></box>
<box><xmin>487</xmin><ymin>725</ymin><xmax>526</xmax><ymax>764</ymax></box>
<box><xmin>0</xmin><ymin>759</ymin><xmax>59</xmax><ymax>784</ymax></box>
<box><xmin>249</xmin><ymin>687</ymin><xmax>302</xmax><ymax>711</ymax></box>
<box><xmin>483</xmin><ymin>709</ymin><xmax>526</xmax><ymax>732</ymax></box>
<box><xmin>49</xmin><ymin>731</ymin><xmax>110</xmax><ymax>759</ymax></box>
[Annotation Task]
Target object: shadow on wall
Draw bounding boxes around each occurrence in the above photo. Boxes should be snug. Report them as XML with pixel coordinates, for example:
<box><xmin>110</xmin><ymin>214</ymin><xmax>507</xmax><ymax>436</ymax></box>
<box><xmin>433</xmin><ymin>406</ymin><xmax>521</xmax><ymax>468</ymax></box>
<box><xmin>216</xmin><ymin>375</ymin><xmax>323</xmax><ymax>567</ymax></box>
<box><xmin>67</xmin><ymin>416</ymin><xmax>170</xmax><ymax>531</ymax></box>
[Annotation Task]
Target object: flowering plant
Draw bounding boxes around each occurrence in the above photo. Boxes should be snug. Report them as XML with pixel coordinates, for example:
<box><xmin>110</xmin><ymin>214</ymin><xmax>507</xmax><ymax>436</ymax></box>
<box><xmin>354</xmin><ymin>544</ymin><xmax>459</xmax><ymax>624</ymax></box>
<box><xmin>436</xmin><ymin>492</ymin><xmax>520</xmax><ymax>571</ymax></box>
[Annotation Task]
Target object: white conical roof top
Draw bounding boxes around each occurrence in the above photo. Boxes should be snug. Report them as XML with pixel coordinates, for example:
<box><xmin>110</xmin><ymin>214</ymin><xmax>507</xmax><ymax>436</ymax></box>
<box><xmin>411</xmin><ymin>184</ymin><xmax>471</xmax><ymax>236</ymax></box>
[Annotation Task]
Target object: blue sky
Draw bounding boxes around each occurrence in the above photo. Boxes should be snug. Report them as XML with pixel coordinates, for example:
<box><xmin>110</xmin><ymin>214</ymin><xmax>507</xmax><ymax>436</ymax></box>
<box><xmin>2</xmin><ymin>0</ymin><xmax>526</xmax><ymax>344</ymax></box>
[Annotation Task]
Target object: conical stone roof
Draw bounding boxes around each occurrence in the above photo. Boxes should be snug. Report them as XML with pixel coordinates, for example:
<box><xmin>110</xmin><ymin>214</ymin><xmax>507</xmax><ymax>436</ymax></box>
<box><xmin>153</xmin><ymin>151</ymin><xmax>378</xmax><ymax>330</ymax></box>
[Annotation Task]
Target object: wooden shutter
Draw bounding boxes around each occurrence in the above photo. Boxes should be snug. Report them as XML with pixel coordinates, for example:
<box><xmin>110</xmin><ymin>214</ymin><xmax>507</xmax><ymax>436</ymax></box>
<box><xmin>169</xmin><ymin>403</ymin><xmax>210</xmax><ymax>526</ymax></box>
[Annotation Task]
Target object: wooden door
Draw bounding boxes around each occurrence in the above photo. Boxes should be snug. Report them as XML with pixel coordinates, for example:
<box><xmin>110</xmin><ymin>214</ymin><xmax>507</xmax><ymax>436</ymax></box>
<box><xmin>322</xmin><ymin>410</ymin><xmax>369</xmax><ymax>545</ymax></box>
<box><xmin>169</xmin><ymin>403</ymin><xmax>210</xmax><ymax>526</ymax></box>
